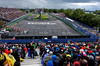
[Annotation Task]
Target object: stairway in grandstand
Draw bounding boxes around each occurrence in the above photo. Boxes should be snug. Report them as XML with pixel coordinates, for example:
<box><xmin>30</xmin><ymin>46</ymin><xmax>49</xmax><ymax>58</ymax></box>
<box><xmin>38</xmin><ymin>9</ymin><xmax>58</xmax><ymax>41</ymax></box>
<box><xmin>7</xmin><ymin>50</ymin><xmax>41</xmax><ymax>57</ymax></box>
<box><xmin>21</xmin><ymin>48</ymin><xmax>42</xmax><ymax>66</ymax></box>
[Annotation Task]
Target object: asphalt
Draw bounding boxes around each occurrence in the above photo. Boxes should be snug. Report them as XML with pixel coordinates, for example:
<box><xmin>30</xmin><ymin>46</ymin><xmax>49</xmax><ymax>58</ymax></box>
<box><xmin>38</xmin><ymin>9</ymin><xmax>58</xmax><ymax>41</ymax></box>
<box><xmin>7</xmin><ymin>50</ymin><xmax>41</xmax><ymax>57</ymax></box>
<box><xmin>13</xmin><ymin>14</ymin><xmax>80</xmax><ymax>36</ymax></box>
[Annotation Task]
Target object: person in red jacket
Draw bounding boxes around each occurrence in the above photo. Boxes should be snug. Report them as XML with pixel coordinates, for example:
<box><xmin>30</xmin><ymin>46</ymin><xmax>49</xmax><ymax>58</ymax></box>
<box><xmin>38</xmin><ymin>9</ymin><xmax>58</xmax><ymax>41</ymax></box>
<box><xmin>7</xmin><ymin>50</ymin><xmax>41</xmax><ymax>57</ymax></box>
<box><xmin>24</xmin><ymin>47</ymin><xmax>27</xmax><ymax>54</ymax></box>
<box><xmin>5</xmin><ymin>48</ymin><xmax>8</xmax><ymax>54</ymax></box>
<box><xmin>88</xmin><ymin>49</ymin><xmax>93</xmax><ymax>53</ymax></box>
<box><xmin>8</xmin><ymin>48</ymin><xmax>11</xmax><ymax>54</ymax></box>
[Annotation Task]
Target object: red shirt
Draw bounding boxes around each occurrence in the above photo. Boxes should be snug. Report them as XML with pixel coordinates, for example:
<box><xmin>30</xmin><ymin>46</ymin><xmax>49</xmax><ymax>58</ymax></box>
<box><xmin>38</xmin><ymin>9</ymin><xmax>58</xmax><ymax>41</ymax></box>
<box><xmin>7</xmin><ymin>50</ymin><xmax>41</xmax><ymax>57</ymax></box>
<box><xmin>24</xmin><ymin>48</ymin><xmax>27</xmax><ymax>53</ymax></box>
<box><xmin>5</xmin><ymin>49</ymin><xmax>8</xmax><ymax>54</ymax></box>
<box><xmin>88</xmin><ymin>50</ymin><xmax>93</xmax><ymax>53</ymax></box>
<box><xmin>8</xmin><ymin>50</ymin><xmax>11</xmax><ymax>54</ymax></box>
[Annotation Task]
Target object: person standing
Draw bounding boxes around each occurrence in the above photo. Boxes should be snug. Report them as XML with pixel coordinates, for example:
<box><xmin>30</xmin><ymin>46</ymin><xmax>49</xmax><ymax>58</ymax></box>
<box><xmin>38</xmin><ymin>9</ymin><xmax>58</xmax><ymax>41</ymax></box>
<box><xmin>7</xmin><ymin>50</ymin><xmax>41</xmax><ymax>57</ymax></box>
<box><xmin>11</xmin><ymin>49</ymin><xmax>20</xmax><ymax>66</ymax></box>
<box><xmin>30</xmin><ymin>43</ymin><xmax>35</xmax><ymax>58</ymax></box>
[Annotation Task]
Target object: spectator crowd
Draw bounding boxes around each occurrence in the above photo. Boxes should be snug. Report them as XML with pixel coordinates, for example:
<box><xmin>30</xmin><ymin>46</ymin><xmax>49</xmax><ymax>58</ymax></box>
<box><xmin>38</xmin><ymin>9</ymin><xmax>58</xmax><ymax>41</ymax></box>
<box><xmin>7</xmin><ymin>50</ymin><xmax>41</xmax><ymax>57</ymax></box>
<box><xmin>40</xmin><ymin>42</ymin><xmax>100</xmax><ymax>66</ymax></box>
<box><xmin>0</xmin><ymin>7</ymin><xmax>26</xmax><ymax>21</ymax></box>
<box><xmin>0</xmin><ymin>41</ymin><xmax>100</xmax><ymax>66</ymax></box>
<box><xmin>0</xmin><ymin>42</ymin><xmax>38</xmax><ymax>66</ymax></box>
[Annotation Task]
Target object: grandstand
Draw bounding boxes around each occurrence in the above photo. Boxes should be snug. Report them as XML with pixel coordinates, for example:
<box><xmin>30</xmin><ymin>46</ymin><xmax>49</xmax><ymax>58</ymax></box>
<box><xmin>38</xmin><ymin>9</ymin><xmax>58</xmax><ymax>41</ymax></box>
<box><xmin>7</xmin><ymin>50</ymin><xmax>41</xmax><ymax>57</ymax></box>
<box><xmin>0</xmin><ymin>7</ymin><xmax>26</xmax><ymax>21</ymax></box>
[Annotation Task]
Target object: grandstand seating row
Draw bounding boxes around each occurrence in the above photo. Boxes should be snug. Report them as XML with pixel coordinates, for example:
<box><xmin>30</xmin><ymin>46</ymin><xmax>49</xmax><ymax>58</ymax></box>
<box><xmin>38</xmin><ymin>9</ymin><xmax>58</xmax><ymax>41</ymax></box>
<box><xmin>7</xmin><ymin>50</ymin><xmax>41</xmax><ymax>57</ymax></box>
<box><xmin>0</xmin><ymin>7</ymin><xmax>26</xmax><ymax>21</ymax></box>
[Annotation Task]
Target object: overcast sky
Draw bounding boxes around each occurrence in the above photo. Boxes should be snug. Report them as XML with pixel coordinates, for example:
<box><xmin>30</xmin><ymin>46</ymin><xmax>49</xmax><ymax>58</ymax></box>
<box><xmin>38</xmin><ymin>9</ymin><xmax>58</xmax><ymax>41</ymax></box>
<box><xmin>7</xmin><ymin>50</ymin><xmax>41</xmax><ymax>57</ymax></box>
<box><xmin>0</xmin><ymin>0</ymin><xmax>100</xmax><ymax>11</ymax></box>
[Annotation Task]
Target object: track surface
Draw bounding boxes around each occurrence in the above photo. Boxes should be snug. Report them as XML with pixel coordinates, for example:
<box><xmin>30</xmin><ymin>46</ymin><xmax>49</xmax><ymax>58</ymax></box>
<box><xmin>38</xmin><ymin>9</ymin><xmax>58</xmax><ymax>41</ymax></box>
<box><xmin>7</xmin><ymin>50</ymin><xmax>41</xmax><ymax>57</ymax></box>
<box><xmin>13</xmin><ymin>14</ymin><xmax>80</xmax><ymax>36</ymax></box>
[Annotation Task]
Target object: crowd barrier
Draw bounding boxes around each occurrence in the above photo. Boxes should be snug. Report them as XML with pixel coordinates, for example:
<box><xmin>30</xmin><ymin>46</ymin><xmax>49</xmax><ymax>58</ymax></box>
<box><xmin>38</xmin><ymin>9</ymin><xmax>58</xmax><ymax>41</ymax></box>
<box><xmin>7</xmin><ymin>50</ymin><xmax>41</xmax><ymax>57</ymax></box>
<box><xmin>0</xmin><ymin>38</ymin><xmax>98</xmax><ymax>44</ymax></box>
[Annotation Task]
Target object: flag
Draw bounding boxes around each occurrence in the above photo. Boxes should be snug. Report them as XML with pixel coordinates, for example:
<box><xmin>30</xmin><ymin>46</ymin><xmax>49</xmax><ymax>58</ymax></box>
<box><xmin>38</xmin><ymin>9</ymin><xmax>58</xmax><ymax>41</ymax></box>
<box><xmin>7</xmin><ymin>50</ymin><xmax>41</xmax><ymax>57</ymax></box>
<box><xmin>4</xmin><ymin>42</ymin><xmax>7</xmax><ymax>45</ymax></box>
<box><xmin>12</xmin><ymin>37</ymin><xmax>15</xmax><ymax>40</ymax></box>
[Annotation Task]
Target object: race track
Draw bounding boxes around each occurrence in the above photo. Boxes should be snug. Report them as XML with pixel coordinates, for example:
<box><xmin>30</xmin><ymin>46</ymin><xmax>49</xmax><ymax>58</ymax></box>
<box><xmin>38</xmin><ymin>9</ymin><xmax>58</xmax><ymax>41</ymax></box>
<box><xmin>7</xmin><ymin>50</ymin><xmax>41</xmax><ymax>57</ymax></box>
<box><xmin>13</xmin><ymin>14</ymin><xmax>80</xmax><ymax>36</ymax></box>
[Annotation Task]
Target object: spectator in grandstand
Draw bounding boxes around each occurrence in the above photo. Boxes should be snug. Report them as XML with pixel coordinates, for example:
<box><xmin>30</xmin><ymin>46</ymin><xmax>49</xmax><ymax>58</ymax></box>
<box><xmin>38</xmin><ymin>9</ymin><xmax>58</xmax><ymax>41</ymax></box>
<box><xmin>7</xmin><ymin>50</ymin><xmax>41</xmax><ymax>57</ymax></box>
<box><xmin>0</xmin><ymin>7</ymin><xmax>26</xmax><ymax>21</ymax></box>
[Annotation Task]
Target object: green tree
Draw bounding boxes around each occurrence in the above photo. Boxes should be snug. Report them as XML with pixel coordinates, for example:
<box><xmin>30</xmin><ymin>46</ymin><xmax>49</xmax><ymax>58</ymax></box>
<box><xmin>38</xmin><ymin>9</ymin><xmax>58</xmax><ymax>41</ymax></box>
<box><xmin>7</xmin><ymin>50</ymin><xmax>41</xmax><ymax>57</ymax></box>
<box><xmin>48</xmin><ymin>9</ymin><xmax>54</xmax><ymax>13</ymax></box>
<box><xmin>44</xmin><ymin>8</ymin><xmax>49</xmax><ymax>12</ymax></box>
<box><xmin>83</xmin><ymin>13</ymin><xmax>95</xmax><ymax>26</ymax></box>
<box><xmin>53</xmin><ymin>9</ymin><xmax>59</xmax><ymax>13</ymax></box>
<box><xmin>19</xmin><ymin>9</ymin><xmax>25</xmax><ymax>12</ymax></box>
<box><xmin>60</xmin><ymin>9</ymin><xmax>65</xmax><ymax>13</ymax></box>
<box><xmin>65</xmin><ymin>9</ymin><xmax>73</xmax><ymax>18</ymax></box>
<box><xmin>30</xmin><ymin>9</ymin><xmax>34</xmax><ymax>12</ymax></box>
<box><xmin>94</xmin><ymin>10</ymin><xmax>100</xmax><ymax>14</ymax></box>
<box><xmin>72</xmin><ymin>9</ymin><xmax>85</xmax><ymax>20</ymax></box>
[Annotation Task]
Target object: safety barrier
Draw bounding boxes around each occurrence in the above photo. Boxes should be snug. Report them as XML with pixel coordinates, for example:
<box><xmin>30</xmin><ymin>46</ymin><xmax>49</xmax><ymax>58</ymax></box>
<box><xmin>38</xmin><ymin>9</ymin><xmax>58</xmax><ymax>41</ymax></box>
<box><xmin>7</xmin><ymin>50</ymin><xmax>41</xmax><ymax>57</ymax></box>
<box><xmin>0</xmin><ymin>38</ymin><xmax>98</xmax><ymax>44</ymax></box>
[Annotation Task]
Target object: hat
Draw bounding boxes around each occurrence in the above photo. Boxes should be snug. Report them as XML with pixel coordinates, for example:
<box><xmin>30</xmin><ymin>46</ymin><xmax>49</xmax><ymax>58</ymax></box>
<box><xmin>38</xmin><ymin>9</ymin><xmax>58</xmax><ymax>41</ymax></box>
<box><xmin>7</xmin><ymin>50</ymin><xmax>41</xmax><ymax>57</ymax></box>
<box><xmin>66</xmin><ymin>54</ymin><xmax>71</xmax><ymax>57</ymax></box>
<box><xmin>46</xmin><ymin>50</ymin><xmax>49</xmax><ymax>53</ymax></box>
<box><xmin>49</xmin><ymin>51</ymin><xmax>53</xmax><ymax>55</ymax></box>
<box><xmin>89</xmin><ymin>55</ymin><xmax>94</xmax><ymax>60</ymax></box>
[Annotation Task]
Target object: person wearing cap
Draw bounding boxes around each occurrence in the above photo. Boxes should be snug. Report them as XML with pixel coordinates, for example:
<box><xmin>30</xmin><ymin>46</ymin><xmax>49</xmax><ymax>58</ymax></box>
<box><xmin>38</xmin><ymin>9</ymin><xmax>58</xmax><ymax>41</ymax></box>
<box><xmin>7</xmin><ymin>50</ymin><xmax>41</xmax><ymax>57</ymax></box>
<box><xmin>41</xmin><ymin>49</ymin><xmax>49</xmax><ymax>66</ymax></box>
<box><xmin>43</xmin><ymin>51</ymin><xmax>53</xmax><ymax>65</ymax></box>
<box><xmin>66</xmin><ymin>54</ymin><xmax>74</xmax><ymax>66</ymax></box>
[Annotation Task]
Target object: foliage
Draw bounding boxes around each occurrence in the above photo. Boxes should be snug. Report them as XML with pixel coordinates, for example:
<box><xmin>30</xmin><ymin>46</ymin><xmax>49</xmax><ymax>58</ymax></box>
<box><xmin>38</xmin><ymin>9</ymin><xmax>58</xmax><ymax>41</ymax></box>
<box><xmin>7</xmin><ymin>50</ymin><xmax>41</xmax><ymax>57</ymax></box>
<box><xmin>34</xmin><ymin>14</ymin><xmax>49</xmax><ymax>20</ymax></box>
<box><xmin>48</xmin><ymin>9</ymin><xmax>54</xmax><ymax>13</ymax></box>
<box><xmin>19</xmin><ymin>9</ymin><xmax>26</xmax><ymax>12</ymax></box>
<box><xmin>65</xmin><ymin>9</ymin><xmax>73</xmax><ymax>18</ymax></box>
<box><xmin>94</xmin><ymin>10</ymin><xmax>100</xmax><ymax>14</ymax></box>
<box><xmin>44</xmin><ymin>8</ymin><xmax>49</xmax><ymax>12</ymax></box>
<box><xmin>60</xmin><ymin>9</ymin><xmax>65</xmax><ymax>13</ymax></box>
<box><xmin>30</xmin><ymin>9</ymin><xmax>34</xmax><ymax>12</ymax></box>
<box><xmin>53</xmin><ymin>9</ymin><xmax>60</xmax><ymax>13</ymax></box>
<box><xmin>64</xmin><ymin>9</ymin><xmax>100</xmax><ymax>27</ymax></box>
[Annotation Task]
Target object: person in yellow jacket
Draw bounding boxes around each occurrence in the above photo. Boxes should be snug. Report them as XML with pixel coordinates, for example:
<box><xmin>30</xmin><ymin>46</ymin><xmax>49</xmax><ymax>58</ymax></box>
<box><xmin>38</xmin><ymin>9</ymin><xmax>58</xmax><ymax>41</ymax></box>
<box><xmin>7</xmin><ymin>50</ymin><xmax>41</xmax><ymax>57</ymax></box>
<box><xmin>3</xmin><ymin>52</ymin><xmax>15</xmax><ymax>66</ymax></box>
<box><xmin>8</xmin><ymin>54</ymin><xmax>16</xmax><ymax>66</ymax></box>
